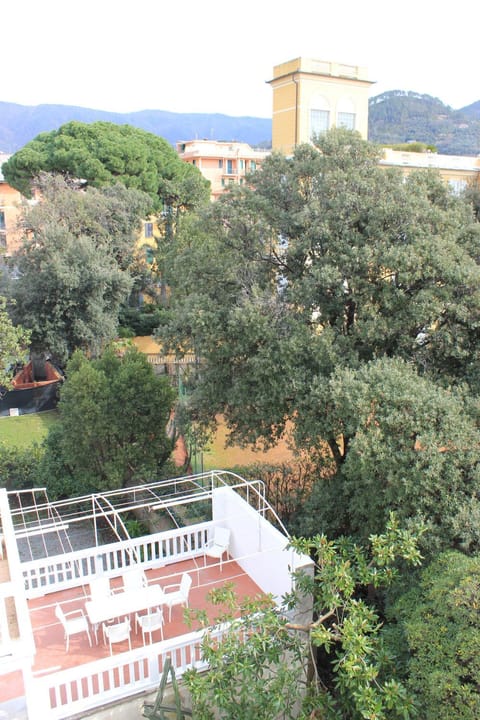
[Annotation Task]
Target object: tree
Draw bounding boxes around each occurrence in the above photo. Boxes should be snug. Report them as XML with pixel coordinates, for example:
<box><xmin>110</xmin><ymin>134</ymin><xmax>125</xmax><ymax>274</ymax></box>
<box><xmin>300</xmin><ymin>357</ymin><xmax>480</xmax><ymax>554</ymax></box>
<box><xmin>0</xmin><ymin>296</ymin><xmax>30</xmax><ymax>389</ymax></box>
<box><xmin>10</xmin><ymin>174</ymin><xmax>150</xmax><ymax>363</ymax></box>
<box><xmin>2</xmin><ymin>121</ymin><xmax>210</xmax><ymax>212</ymax></box>
<box><xmin>385</xmin><ymin>550</ymin><xmax>480</xmax><ymax>720</ymax></box>
<box><xmin>0</xmin><ymin>442</ymin><xmax>42</xmax><ymax>490</ymax></box>
<box><xmin>39</xmin><ymin>346</ymin><xmax>176</xmax><ymax>496</ymax></box>
<box><xmin>160</xmin><ymin>129</ymin><xmax>480</xmax><ymax>540</ymax></box>
<box><xmin>184</xmin><ymin>514</ymin><xmax>422</xmax><ymax>720</ymax></box>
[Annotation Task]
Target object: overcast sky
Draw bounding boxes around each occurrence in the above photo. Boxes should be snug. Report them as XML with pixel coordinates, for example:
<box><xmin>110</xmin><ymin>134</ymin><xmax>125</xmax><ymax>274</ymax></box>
<box><xmin>3</xmin><ymin>0</ymin><xmax>478</xmax><ymax>117</ymax></box>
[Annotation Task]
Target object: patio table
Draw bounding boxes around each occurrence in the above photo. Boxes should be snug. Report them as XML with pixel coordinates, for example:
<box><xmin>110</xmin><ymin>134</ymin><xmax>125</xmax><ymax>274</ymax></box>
<box><xmin>85</xmin><ymin>583</ymin><xmax>166</xmax><ymax>641</ymax></box>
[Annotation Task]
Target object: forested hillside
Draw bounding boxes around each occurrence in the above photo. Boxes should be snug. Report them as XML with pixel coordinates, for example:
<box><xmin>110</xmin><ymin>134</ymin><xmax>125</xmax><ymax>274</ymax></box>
<box><xmin>369</xmin><ymin>90</ymin><xmax>480</xmax><ymax>155</ymax></box>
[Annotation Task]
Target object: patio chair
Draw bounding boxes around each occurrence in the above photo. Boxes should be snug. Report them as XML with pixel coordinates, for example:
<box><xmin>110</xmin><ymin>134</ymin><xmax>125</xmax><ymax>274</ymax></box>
<box><xmin>135</xmin><ymin>607</ymin><xmax>164</xmax><ymax>644</ymax></box>
<box><xmin>162</xmin><ymin>572</ymin><xmax>192</xmax><ymax>622</ymax></box>
<box><xmin>204</xmin><ymin>527</ymin><xmax>230</xmax><ymax>571</ymax></box>
<box><xmin>102</xmin><ymin>618</ymin><xmax>131</xmax><ymax>655</ymax></box>
<box><xmin>122</xmin><ymin>566</ymin><xmax>148</xmax><ymax>592</ymax></box>
<box><xmin>55</xmin><ymin>603</ymin><xmax>92</xmax><ymax>652</ymax></box>
<box><xmin>89</xmin><ymin>576</ymin><xmax>112</xmax><ymax>602</ymax></box>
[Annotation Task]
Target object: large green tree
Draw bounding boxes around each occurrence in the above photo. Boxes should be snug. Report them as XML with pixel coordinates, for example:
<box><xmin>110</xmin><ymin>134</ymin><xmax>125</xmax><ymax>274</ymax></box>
<box><xmin>40</xmin><ymin>346</ymin><xmax>176</xmax><ymax>496</ymax></box>
<box><xmin>162</xmin><ymin>130</ymin><xmax>480</xmax><ymax>448</ymax></box>
<box><xmin>1</xmin><ymin>121</ymin><xmax>210</xmax><ymax>212</ymax></box>
<box><xmin>10</xmin><ymin>174</ymin><xmax>150</xmax><ymax>363</ymax></box>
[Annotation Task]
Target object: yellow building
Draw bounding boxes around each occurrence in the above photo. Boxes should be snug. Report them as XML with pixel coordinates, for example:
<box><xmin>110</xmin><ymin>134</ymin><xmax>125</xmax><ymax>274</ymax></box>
<box><xmin>267</xmin><ymin>57</ymin><xmax>373</xmax><ymax>155</ymax></box>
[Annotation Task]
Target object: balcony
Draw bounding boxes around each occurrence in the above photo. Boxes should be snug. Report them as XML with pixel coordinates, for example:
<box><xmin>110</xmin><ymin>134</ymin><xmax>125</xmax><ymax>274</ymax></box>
<box><xmin>0</xmin><ymin>472</ymin><xmax>312</xmax><ymax>719</ymax></box>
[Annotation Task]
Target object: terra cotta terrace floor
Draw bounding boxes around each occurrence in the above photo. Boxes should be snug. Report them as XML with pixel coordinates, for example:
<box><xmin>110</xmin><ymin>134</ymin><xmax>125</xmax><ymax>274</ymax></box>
<box><xmin>2</xmin><ymin>555</ymin><xmax>263</xmax><ymax>703</ymax></box>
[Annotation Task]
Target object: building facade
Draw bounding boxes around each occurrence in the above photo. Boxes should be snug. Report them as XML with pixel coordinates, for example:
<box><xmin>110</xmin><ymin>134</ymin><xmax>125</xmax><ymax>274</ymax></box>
<box><xmin>380</xmin><ymin>147</ymin><xmax>480</xmax><ymax>191</ymax></box>
<box><xmin>267</xmin><ymin>57</ymin><xmax>373</xmax><ymax>155</ymax></box>
<box><xmin>176</xmin><ymin>140</ymin><xmax>269</xmax><ymax>200</ymax></box>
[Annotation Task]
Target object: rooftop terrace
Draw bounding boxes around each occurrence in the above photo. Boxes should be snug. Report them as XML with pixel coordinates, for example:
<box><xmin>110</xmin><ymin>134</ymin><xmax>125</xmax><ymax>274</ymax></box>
<box><xmin>0</xmin><ymin>471</ymin><xmax>312</xmax><ymax>720</ymax></box>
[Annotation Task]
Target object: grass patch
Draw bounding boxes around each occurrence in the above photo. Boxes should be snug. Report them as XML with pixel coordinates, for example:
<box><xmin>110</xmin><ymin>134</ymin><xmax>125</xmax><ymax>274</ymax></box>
<box><xmin>0</xmin><ymin>410</ymin><xmax>58</xmax><ymax>448</ymax></box>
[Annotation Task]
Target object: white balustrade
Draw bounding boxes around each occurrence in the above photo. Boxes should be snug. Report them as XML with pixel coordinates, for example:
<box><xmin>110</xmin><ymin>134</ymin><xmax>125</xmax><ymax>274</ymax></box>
<box><xmin>22</xmin><ymin>521</ymin><xmax>211</xmax><ymax>599</ymax></box>
<box><xmin>26</xmin><ymin>627</ymin><xmax>215</xmax><ymax>720</ymax></box>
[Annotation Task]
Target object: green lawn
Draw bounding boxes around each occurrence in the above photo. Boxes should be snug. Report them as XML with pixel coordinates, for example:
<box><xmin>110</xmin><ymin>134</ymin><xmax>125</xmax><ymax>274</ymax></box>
<box><xmin>0</xmin><ymin>410</ymin><xmax>58</xmax><ymax>448</ymax></box>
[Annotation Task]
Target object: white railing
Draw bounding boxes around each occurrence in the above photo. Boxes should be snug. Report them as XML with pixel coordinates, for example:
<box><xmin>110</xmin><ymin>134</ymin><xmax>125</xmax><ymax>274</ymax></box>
<box><xmin>26</xmin><ymin>627</ymin><xmax>219</xmax><ymax>720</ymax></box>
<box><xmin>22</xmin><ymin>521</ymin><xmax>212</xmax><ymax>599</ymax></box>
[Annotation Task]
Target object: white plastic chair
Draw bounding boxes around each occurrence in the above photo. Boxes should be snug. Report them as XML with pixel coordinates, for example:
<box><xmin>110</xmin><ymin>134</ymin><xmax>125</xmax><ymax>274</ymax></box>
<box><xmin>135</xmin><ymin>608</ymin><xmax>164</xmax><ymax>644</ymax></box>
<box><xmin>102</xmin><ymin>618</ymin><xmax>131</xmax><ymax>655</ymax></box>
<box><xmin>122</xmin><ymin>567</ymin><xmax>148</xmax><ymax>592</ymax></box>
<box><xmin>204</xmin><ymin>527</ymin><xmax>231</xmax><ymax>571</ymax></box>
<box><xmin>163</xmin><ymin>572</ymin><xmax>192</xmax><ymax>621</ymax></box>
<box><xmin>89</xmin><ymin>576</ymin><xmax>112</xmax><ymax>602</ymax></box>
<box><xmin>55</xmin><ymin>603</ymin><xmax>92</xmax><ymax>652</ymax></box>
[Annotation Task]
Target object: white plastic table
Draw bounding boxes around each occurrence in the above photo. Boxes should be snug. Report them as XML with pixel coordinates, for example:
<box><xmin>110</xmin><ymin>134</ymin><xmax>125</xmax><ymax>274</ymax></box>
<box><xmin>85</xmin><ymin>584</ymin><xmax>165</xmax><ymax>641</ymax></box>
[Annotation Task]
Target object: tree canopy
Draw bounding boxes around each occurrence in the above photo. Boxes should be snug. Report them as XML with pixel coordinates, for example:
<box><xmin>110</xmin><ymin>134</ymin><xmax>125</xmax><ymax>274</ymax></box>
<box><xmin>160</xmin><ymin>128</ymin><xmax>480</xmax><ymax>543</ymax></box>
<box><xmin>162</xmin><ymin>130</ymin><xmax>480</xmax><ymax>436</ymax></box>
<box><xmin>40</xmin><ymin>346</ymin><xmax>176</xmax><ymax>496</ymax></box>
<box><xmin>10</xmin><ymin>174</ymin><xmax>149</xmax><ymax>363</ymax></box>
<box><xmin>1</xmin><ymin>120</ymin><xmax>210</xmax><ymax>211</ymax></box>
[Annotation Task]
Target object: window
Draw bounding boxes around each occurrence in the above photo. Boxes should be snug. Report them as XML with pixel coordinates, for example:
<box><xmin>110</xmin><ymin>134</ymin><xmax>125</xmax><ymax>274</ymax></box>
<box><xmin>0</xmin><ymin>211</ymin><xmax>5</xmax><ymax>231</ymax></box>
<box><xmin>226</xmin><ymin>159</ymin><xmax>233</xmax><ymax>174</ymax></box>
<box><xmin>250</xmin><ymin>160</ymin><xmax>256</xmax><ymax>171</ymax></box>
<box><xmin>448</xmin><ymin>179</ymin><xmax>467</xmax><ymax>195</ymax></box>
<box><xmin>144</xmin><ymin>222</ymin><xmax>153</xmax><ymax>238</ymax></box>
<box><xmin>239</xmin><ymin>159</ymin><xmax>244</xmax><ymax>171</ymax></box>
<box><xmin>192</xmin><ymin>159</ymin><xmax>196</xmax><ymax>166</ymax></box>
<box><xmin>311</xmin><ymin>109</ymin><xmax>330</xmax><ymax>138</ymax></box>
<box><xmin>218</xmin><ymin>159</ymin><xmax>223</xmax><ymax>168</ymax></box>
<box><xmin>337</xmin><ymin>112</ymin><xmax>356</xmax><ymax>130</ymax></box>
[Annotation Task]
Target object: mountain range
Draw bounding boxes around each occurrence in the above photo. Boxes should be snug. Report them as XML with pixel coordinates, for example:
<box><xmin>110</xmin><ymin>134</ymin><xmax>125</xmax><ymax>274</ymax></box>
<box><xmin>1</xmin><ymin>91</ymin><xmax>480</xmax><ymax>156</ymax></box>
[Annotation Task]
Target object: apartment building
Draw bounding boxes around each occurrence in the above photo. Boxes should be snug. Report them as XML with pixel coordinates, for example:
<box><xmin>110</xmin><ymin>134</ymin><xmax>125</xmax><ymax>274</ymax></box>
<box><xmin>176</xmin><ymin>139</ymin><xmax>269</xmax><ymax>200</ymax></box>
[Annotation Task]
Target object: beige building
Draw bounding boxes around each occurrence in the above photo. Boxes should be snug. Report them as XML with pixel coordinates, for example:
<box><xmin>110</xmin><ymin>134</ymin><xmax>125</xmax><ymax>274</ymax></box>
<box><xmin>267</xmin><ymin>57</ymin><xmax>373</xmax><ymax>155</ymax></box>
<box><xmin>380</xmin><ymin>147</ymin><xmax>480</xmax><ymax>191</ymax></box>
<box><xmin>176</xmin><ymin>139</ymin><xmax>269</xmax><ymax>200</ymax></box>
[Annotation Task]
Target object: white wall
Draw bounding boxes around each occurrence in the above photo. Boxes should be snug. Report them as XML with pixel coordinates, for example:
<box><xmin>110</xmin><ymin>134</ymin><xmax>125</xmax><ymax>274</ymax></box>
<box><xmin>211</xmin><ymin>486</ymin><xmax>312</xmax><ymax>602</ymax></box>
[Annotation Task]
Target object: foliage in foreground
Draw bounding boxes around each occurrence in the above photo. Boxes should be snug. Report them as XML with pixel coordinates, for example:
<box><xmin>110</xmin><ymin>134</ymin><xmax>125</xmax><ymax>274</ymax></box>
<box><xmin>184</xmin><ymin>514</ymin><xmax>422</xmax><ymax>720</ymax></box>
<box><xmin>385</xmin><ymin>550</ymin><xmax>480</xmax><ymax>720</ymax></box>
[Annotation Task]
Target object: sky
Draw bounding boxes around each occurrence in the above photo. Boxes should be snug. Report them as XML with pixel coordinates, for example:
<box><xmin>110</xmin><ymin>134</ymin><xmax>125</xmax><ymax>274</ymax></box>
<box><xmin>2</xmin><ymin>0</ymin><xmax>478</xmax><ymax>118</ymax></box>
